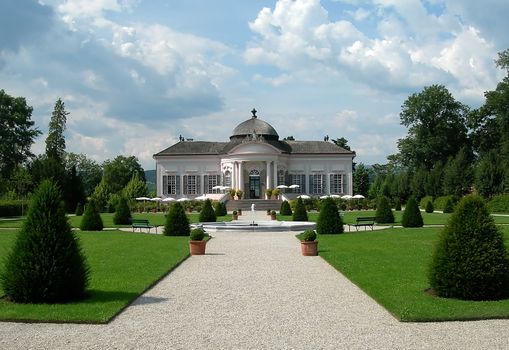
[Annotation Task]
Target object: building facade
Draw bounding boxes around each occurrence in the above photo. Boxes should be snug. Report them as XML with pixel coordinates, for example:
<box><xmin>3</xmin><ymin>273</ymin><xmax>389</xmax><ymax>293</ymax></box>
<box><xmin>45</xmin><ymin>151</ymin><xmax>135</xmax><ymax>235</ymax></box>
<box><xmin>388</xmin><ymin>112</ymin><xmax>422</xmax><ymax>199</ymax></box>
<box><xmin>153</xmin><ymin>110</ymin><xmax>355</xmax><ymax>199</ymax></box>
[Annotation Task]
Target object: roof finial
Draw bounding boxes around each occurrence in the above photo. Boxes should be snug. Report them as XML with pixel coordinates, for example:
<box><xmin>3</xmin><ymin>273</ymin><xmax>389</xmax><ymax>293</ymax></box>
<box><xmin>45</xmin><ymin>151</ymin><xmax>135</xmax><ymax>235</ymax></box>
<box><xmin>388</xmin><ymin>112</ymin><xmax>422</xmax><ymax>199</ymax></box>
<box><xmin>251</xmin><ymin>108</ymin><xmax>257</xmax><ymax>118</ymax></box>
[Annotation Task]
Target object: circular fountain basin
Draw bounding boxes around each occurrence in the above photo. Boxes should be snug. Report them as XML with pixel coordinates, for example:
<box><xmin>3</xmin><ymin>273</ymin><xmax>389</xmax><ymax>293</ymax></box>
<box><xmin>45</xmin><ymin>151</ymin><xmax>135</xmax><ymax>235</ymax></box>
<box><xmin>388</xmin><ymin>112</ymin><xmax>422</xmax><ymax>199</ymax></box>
<box><xmin>194</xmin><ymin>221</ymin><xmax>316</xmax><ymax>232</ymax></box>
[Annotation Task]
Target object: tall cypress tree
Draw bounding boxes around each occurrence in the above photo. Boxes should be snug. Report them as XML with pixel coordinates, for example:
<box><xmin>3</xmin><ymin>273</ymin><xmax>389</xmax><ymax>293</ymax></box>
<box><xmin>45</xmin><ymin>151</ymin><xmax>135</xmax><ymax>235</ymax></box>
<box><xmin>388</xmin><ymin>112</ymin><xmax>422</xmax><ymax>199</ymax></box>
<box><xmin>45</xmin><ymin>98</ymin><xmax>68</xmax><ymax>162</ymax></box>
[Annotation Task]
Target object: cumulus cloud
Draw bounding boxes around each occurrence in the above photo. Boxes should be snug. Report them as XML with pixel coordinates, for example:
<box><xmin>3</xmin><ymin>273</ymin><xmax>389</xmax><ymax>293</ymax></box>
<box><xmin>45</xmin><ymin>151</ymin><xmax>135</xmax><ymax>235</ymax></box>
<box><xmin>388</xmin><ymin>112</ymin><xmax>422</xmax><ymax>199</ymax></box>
<box><xmin>245</xmin><ymin>0</ymin><xmax>507</xmax><ymax>102</ymax></box>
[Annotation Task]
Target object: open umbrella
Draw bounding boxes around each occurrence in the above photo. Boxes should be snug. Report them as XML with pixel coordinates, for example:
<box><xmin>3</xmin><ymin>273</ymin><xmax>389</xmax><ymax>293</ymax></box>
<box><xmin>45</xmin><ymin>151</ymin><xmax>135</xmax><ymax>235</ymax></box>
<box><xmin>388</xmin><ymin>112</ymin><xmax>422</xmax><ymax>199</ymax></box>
<box><xmin>289</xmin><ymin>184</ymin><xmax>300</xmax><ymax>189</ymax></box>
<box><xmin>212</xmin><ymin>185</ymin><xmax>222</xmax><ymax>190</ymax></box>
<box><xmin>195</xmin><ymin>195</ymin><xmax>208</xmax><ymax>200</ymax></box>
<box><xmin>150</xmin><ymin>197</ymin><xmax>162</xmax><ymax>202</ymax></box>
<box><xmin>276</xmin><ymin>185</ymin><xmax>289</xmax><ymax>189</ymax></box>
<box><xmin>342</xmin><ymin>195</ymin><xmax>353</xmax><ymax>200</ymax></box>
<box><xmin>177</xmin><ymin>197</ymin><xmax>189</xmax><ymax>202</ymax></box>
<box><xmin>162</xmin><ymin>197</ymin><xmax>175</xmax><ymax>202</ymax></box>
<box><xmin>320</xmin><ymin>195</ymin><xmax>329</xmax><ymax>199</ymax></box>
<box><xmin>297</xmin><ymin>194</ymin><xmax>311</xmax><ymax>199</ymax></box>
<box><xmin>135</xmin><ymin>197</ymin><xmax>151</xmax><ymax>201</ymax></box>
<box><xmin>353</xmin><ymin>194</ymin><xmax>365</xmax><ymax>199</ymax></box>
<box><xmin>330</xmin><ymin>194</ymin><xmax>341</xmax><ymax>198</ymax></box>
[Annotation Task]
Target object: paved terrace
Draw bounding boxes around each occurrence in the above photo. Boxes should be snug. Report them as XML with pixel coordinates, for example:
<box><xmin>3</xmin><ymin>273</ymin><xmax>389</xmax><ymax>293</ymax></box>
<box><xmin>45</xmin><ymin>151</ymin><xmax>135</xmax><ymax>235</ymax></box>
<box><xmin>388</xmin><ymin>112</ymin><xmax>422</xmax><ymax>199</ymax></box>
<box><xmin>1</xmin><ymin>222</ymin><xmax>508</xmax><ymax>349</ymax></box>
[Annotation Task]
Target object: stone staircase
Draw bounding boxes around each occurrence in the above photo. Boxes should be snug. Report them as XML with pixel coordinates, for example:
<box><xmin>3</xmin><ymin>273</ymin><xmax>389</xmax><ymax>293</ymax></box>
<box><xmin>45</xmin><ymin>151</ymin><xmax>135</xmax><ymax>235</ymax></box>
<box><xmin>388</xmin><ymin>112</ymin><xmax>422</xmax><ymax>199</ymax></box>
<box><xmin>226</xmin><ymin>199</ymin><xmax>282</xmax><ymax>212</ymax></box>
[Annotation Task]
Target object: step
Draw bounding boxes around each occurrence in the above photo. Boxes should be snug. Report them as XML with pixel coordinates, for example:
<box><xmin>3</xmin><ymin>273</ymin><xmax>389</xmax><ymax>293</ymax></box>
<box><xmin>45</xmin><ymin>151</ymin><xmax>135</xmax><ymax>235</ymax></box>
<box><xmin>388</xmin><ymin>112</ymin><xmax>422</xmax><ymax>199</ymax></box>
<box><xmin>226</xmin><ymin>199</ymin><xmax>282</xmax><ymax>211</ymax></box>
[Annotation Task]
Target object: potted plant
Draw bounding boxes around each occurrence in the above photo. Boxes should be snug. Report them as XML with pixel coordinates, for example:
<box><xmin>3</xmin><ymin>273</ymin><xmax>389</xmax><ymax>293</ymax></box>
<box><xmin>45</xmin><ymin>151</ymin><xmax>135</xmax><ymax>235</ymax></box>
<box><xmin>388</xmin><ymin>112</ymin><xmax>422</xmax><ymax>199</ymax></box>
<box><xmin>270</xmin><ymin>210</ymin><xmax>277</xmax><ymax>220</ymax></box>
<box><xmin>273</xmin><ymin>188</ymin><xmax>281</xmax><ymax>200</ymax></box>
<box><xmin>238</xmin><ymin>208</ymin><xmax>242</xmax><ymax>215</ymax></box>
<box><xmin>267</xmin><ymin>209</ymin><xmax>271</xmax><ymax>215</ymax></box>
<box><xmin>189</xmin><ymin>228</ymin><xmax>207</xmax><ymax>255</ymax></box>
<box><xmin>300</xmin><ymin>229</ymin><xmax>318</xmax><ymax>256</ymax></box>
<box><xmin>236</xmin><ymin>189</ymin><xmax>244</xmax><ymax>200</ymax></box>
<box><xmin>266</xmin><ymin>188</ymin><xmax>273</xmax><ymax>199</ymax></box>
<box><xmin>228</xmin><ymin>188</ymin><xmax>237</xmax><ymax>199</ymax></box>
<box><xmin>232</xmin><ymin>210</ymin><xmax>238</xmax><ymax>220</ymax></box>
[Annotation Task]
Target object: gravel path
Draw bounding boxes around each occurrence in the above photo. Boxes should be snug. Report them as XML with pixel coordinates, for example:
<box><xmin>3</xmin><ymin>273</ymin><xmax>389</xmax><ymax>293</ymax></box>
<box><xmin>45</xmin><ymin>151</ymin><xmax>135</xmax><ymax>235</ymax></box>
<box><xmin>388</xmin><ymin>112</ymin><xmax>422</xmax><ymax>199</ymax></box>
<box><xmin>1</xmin><ymin>230</ymin><xmax>508</xmax><ymax>349</ymax></box>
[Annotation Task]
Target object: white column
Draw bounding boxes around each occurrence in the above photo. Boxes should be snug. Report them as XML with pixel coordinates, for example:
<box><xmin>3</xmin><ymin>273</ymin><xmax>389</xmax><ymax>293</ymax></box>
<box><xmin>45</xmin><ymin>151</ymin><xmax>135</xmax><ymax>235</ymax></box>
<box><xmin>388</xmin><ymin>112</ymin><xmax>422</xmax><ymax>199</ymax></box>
<box><xmin>202</xmin><ymin>174</ymin><xmax>206</xmax><ymax>195</ymax></box>
<box><xmin>232</xmin><ymin>162</ymin><xmax>237</xmax><ymax>189</ymax></box>
<box><xmin>239</xmin><ymin>161</ymin><xmax>244</xmax><ymax>193</ymax></box>
<box><xmin>326</xmin><ymin>173</ymin><xmax>330</xmax><ymax>194</ymax></box>
<box><xmin>266</xmin><ymin>161</ymin><xmax>271</xmax><ymax>198</ymax></box>
<box><xmin>180</xmin><ymin>174</ymin><xmax>184</xmax><ymax>196</ymax></box>
<box><xmin>273</xmin><ymin>161</ymin><xmax>278</xmax><ymax>188</ymax></box>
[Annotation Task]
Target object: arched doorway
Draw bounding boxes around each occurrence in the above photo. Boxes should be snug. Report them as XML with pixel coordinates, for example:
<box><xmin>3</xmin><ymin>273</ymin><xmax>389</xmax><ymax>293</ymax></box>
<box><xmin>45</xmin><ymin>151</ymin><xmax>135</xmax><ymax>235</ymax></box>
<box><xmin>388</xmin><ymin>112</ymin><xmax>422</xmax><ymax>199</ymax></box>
<box><xmin>249</xmin><ymin>169</ymin><xmax>261</xmax><ymax>199</ymax></box>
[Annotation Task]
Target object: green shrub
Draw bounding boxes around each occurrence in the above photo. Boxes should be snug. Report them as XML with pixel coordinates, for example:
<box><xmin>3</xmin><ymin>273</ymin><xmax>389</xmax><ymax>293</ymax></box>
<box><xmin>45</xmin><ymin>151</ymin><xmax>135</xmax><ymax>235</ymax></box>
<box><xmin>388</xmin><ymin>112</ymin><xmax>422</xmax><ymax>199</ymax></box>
<box><xmin>429</xmin><ymin>195</ymin><xmax>509</xmax><ymax>300</ymax></box>
<box><xmin>443</xmin><ymin>198</ymin><xmax>454</xmax><ymax>213</ymax></box>
<box><xmin>487</xmin><ymin>194</ymin><xmax>509</xmax><ymax>213</ymax></box>
<box><xmin>375</xmin><ymin>196</ymin><xmax>394</xmax><ymax>224</ymax></box>
<box><xmin>113</xmin><ymin>196</ymin><xmax>131</xmax><ymax>225</ymax></box>
<box><xmin>199</xmin><ymin>199</ymin><xmax>216</xmax><ymax>222</ymax></box>
<box><xmin>190</xmin><ymin>228</ymin><xmax>205</xmax><ymax>241</ymax></box>
<box><xmin>394</xmin><ymin>198</ymin><xmax>402</xmax><ymax>211</ymax></box>
<box><xmin>0</xmin><ymin>200</ymin><xmax>23</xmax><ymax>217</ymax></box>
<box><xmin>271</xmin><ymin>210</ymin><xmax>276</xmax><ymax>215</ymax></box>
<box><xmin>164</xmin><ymin>202</ymin><xmax>190</xmax><ymax>236</ymax></box>
<box><xmin>214</xmin><ymin>201</ymin><xmax>227</xmax><ymax>216</ymax></box>
<box><xmin>425</xmin><ymin>200</ymin><xmax>434</xmax><ymax>213</ymax></box>
<box><xmin>316</xmin><ymin>197</ymin><xmax>343</xmax><ymax>234</ymax></box>
<box><xmin>419</xmin><ymin>195</ymin><xmax>433</xmax><ymax>209</ymax></box>
<box><xmin>433</xmin><ymin>195</ymin><xmax>457</xmax><ymax>210</ymax></box>
<box><xmin>292</xmin><ymin>197</ymin><xmax>308</xmax><ymax>221</ymax></box>
<box><xmin>301</xmin><ymin>229</ymin><xmax>317</xmax><ymax>242</ymax></box>
<box><xmin>402</xmin><ymin>196</ymin><xmax>423</xmax><ymax>228</ymax></box>
<box><xmin>80</xmin><ymin>199</ymin><xmax>104</xmax><ymax>231</ymax></box>
<box><xmin>280</xmin><ymin>200</ymin><xmax>292</xmax><ymax>215</ymax></box>
<box><xmin>0</xmin><ymin>180</ymin><xmax>89</xmax><ymax>303</ymax></box>
<box><xmin>75</xmin><ymin>202</ymin><xmax>84</xmax><ymax>216</ymax></box>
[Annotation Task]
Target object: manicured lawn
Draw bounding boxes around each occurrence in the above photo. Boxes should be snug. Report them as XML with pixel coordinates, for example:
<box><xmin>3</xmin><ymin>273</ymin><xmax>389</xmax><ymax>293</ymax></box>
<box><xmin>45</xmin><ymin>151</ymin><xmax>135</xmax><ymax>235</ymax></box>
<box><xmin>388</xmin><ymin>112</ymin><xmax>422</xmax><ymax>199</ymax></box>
<box><xmin>279</xmin><ymin>210</ymin><xmax>509</xmax><ymax>225</ymax></box>
<box><xmin>317</xmin><ymin>226</ymin><xmax>509</xmax><ymax>322</ymax></box>
<box><xmin>0</xmin><ymin>230</ymin><xmax>190</xmax><ymax>323</ymax></box>
<box><xmin>0</xmin><ymin>212</ymin><xmax>232</xmax><ymax>229</ymax></box>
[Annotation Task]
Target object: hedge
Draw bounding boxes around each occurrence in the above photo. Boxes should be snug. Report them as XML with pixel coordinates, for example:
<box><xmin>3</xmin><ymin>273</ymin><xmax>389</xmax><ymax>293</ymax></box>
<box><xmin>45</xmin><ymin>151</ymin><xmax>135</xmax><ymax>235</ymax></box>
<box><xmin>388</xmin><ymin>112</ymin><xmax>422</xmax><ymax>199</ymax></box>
<box><xmin>487</xmin><ymin>194</ymin><xmax>509</xmax><ymax>213</ymax></box>
<box><xmin>419</xmin><ymin>195</ymin><xmax>433</xmax><ymax>209</ymax></box>
<box><xmin>0</xmin><ymin>200</ymin><xmax>24</xmax><ymax>217</ymax></box>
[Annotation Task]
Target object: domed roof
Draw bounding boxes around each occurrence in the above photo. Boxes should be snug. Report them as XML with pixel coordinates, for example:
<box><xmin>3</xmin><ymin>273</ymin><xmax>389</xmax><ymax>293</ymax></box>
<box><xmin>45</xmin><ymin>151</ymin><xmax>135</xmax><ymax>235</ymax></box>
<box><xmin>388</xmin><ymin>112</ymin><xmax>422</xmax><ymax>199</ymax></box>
<box><xmin>230</xmin><ymin>109</ymin><xmax>279</xmax><ymax>140</ymax></box>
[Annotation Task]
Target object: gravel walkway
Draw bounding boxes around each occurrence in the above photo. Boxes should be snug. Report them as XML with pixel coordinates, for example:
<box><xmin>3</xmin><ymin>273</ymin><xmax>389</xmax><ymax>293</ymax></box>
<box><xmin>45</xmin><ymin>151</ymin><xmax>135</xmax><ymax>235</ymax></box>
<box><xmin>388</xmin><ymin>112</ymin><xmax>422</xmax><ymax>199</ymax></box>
<box><xmin>1</xmin><ymin>230</ymin><xmax>508</xmax><ymax>349</ymax></box>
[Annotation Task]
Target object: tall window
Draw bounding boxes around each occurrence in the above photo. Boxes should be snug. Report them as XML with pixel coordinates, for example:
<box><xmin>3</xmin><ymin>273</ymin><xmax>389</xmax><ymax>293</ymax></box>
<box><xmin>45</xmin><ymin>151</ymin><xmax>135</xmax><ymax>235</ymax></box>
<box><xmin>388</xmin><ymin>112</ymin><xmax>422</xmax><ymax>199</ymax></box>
<box><xmin>163</xmin><ymin>175</ymin><xmax>180</xmax><ymax>195</ymax></box>
<box><xmin>204</xmin><ymin>174</ymin><xmax>220</xmax><ymax>193</ymax></box>
<box><xmin>278</xmin><ymin>170</ymin><xmax>285</xmax><ymax>186</ymax></box>
<box><xmin>330</xmin><ymin>174</ymin><xmax>344</xmax><ymax>194</ymax></box>
<box><xmin>310</xmin><ymin>174</ymin><xmax>324</xmax><ymax>194</ymax></box>
<box><xmin>224</xmin><ymin>171</ymin><xmax>231</xmax><ymax>188</ymax></box>
<box><xmin>289</xmin><ymin>174</ymin><xmax>305</xmax><ymax>193</ymax></box>
<box><xmin>183</xmin><ymin>175</ymin><xmax>200</xmax><ymax>195</ymax></box>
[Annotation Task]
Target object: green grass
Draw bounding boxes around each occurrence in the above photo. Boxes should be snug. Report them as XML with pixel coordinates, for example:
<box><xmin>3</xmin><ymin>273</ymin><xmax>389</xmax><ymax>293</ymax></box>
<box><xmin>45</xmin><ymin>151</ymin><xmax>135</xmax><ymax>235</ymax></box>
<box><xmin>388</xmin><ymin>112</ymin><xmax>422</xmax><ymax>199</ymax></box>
<box><xmin>0</xmin><ymin>230</ymin><xmax>190</xmax><ymax>323</ymax></box>
<box><xmin>278</xmin><ymin>210</ymin><xmax>509</xmax><ymax>225</ymax></box>
<box><xmin>317</xmin><ymin>226</ymin><xmax>509</xmax><ymax>322</ymax></box>
<box><xmin>0</xmin><ymin>212</ymin><xmax>232</xmax><ymax>229</ymax></box>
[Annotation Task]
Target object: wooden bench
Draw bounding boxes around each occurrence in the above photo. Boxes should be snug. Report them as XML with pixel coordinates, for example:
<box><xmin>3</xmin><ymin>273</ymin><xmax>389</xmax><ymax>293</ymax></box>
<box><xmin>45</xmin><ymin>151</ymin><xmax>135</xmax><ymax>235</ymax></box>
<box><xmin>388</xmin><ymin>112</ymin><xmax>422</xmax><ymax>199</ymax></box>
<box><xmin>131</xmin><ymin>219</ymin><xmax>158</xmax><ymax>233</ymax></box>
<box><xmin>348</xmin><ymin>217</ymin><xmax>376</xmax><ymax>232</ymax></box>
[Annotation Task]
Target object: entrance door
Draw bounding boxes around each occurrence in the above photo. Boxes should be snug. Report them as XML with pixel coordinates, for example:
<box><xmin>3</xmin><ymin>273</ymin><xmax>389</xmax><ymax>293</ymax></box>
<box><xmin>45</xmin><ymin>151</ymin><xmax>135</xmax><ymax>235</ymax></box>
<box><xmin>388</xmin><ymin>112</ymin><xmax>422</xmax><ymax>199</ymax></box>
<box><xmin>249</xmin><ymin>176</ymin><xmax>261</xmax><ymax>199</ymax></box>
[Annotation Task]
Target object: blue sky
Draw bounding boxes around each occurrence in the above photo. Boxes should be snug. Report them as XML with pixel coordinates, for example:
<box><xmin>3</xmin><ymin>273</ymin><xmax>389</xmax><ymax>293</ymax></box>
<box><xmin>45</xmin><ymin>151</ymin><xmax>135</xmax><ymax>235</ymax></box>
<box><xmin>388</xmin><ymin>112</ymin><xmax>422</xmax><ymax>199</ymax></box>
<box><xmin>1</xmin><ymin>0</ymin><xmax>508</xmax><ymax>169</ymax></box>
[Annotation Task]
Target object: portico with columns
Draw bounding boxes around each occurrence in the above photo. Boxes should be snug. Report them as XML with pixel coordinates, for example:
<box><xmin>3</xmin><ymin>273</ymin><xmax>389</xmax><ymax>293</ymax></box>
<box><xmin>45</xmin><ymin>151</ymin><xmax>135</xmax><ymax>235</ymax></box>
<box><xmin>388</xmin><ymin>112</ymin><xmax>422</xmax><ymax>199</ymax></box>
<box><xmin>154</xmin><ymin>109</ymin><xmax>355</xmax><ymax>200</ymax></box>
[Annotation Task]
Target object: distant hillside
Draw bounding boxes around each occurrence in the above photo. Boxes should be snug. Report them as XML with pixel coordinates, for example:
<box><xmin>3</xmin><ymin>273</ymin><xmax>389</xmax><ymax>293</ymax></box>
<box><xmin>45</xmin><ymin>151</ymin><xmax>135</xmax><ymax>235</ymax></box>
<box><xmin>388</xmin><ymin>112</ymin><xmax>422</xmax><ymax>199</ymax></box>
<box><xmin>145</xmin><ymin>169</ymin><xmax>156</xmax><ymax>194</ymax></box>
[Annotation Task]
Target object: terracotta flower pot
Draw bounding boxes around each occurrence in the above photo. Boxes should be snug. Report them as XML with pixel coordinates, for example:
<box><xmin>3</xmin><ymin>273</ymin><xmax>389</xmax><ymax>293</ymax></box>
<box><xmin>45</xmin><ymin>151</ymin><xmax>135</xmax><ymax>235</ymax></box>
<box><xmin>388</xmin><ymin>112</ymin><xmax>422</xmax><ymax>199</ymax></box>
<box><xmin>271</xmin><ymin>214</ymin><xmax>277</xmax><ymax>220</ymax></box>
<box><xmin>301</xmin><ymin>241</ymin><xmax>318</xmax><ymax>256</ymax></box>
<box><xmin>232</xmin><ymin>214</ymin><xmax>238</xmax><ymax>220</ymax></box>
<box><xmin>189</xmin><ymin>240</ymin><xmax>206</xmax><ymax>255</ymax></box>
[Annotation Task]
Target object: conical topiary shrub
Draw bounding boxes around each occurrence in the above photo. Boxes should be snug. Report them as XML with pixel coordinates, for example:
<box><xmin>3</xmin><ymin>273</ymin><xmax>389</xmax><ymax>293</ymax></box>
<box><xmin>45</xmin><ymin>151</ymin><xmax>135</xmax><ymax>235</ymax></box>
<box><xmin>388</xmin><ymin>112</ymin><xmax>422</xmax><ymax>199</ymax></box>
<box><xmin>199</xmin><ymin>199</ymin><xmax>216</xmax><ymax>222</ymax></box>
<box><xmin>375</xmin><ymin>195</ymin><xmax>394</xmax><ymax>224</ymax></box>
<box><xmin>401</xmin><ymin>196</ymin><xmax>423</xmax><ymax>227</ymax></box>
<box><xmin>443</xmin><ymin>198</ymin><xmax>454</xmax><ymax>213</ymax></box>
<box><xmin>75</xmin><ymin>202</ymin><xmax>84</xmax><ymax>216</ymax></box>
<box><xmin>113</xmin><ymin>196</ymin><xmax>132</xmax><ymax>225</ymax></box>
<box><xmin>425</xmin><ymin>200</ymin><xmax>434</xmax><ymax>213</ymax></box>
<box><xmin>1</xmin><ymin>180</ymin><xmax>89</xmax><ymax>303</ymax></box>
<box><xmin>280</xmin><ymin>200</ymin><xmax>292</xmax><ymax>216</ymax></box>
<box><xmin>80</xmin><ymin>199</ymin><xmax>104</xmax><ymax>231</ymax></box>
<box><xmin>164</xmin><ymin>202</ymin><xmax>190</xmax><ymax>236</ymax></box>
<box><xmin>214</xmin><ymin>201</ymin><xmax>227</xmax><ymax>216</ymax></box>
<box><xmin>316</xmin><ymin>197</ymin><xmax>343</xmax><ymax>234</ymax></box>
<box><xmin>429</xmin><ymin>195</ymin><xmax>509</xmax><ymax>300</ymax></box>
<box><xmin>292</xmin><ymin>197</ymin><xmax>308</xmax><ymax>221</ymax></box>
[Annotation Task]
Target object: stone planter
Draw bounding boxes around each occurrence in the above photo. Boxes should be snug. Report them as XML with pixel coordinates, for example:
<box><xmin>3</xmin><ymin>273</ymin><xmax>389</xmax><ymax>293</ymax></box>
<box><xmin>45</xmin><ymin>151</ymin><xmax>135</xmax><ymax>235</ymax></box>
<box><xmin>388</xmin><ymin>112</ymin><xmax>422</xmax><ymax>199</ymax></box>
<box><xmin>232</xmin><ymin>213</ymin><xmax>238</xmax><ymax>220</ymax></box>
<box><xmin>189</xmin><ymin>240</ymin><xmax>206</xmax><ymax>255</ymax></box>
<box><xmin>271</xmin><ymin>214</ymin><xmax>277</xmax><ymax>220</ymax></box>
<box><xmin>300</xmin><ymin>241</ymin><xmax>318</xmax><ymax>256</ymax></box>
